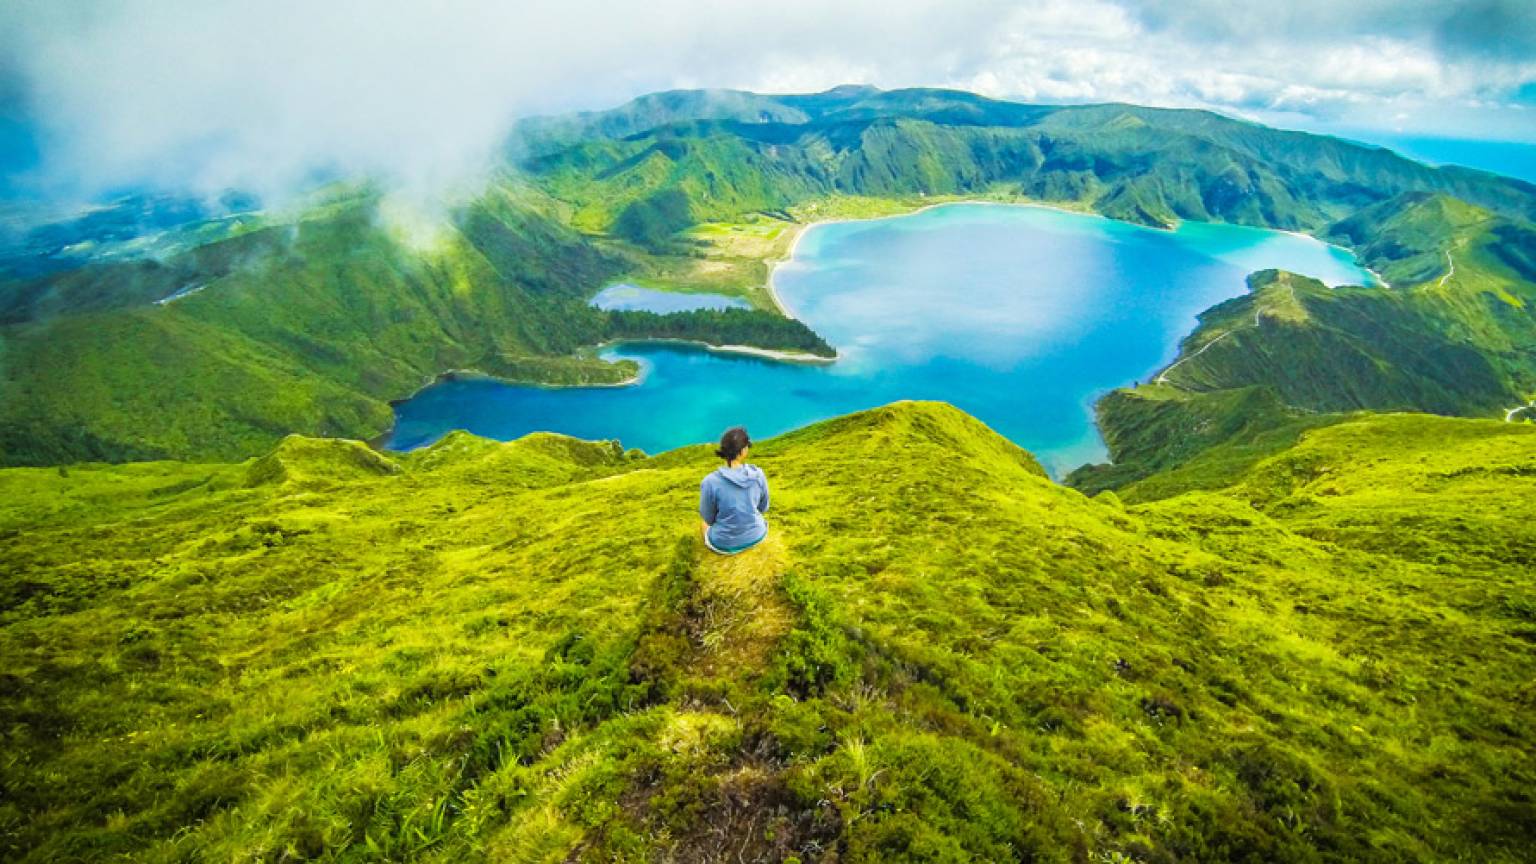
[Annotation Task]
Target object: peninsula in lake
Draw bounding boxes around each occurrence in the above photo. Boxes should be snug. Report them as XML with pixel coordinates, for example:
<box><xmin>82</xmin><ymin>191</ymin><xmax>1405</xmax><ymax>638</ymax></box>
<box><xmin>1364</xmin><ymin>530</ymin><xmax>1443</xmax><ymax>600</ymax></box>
<box><xmin>388</xmin><ymin>202</ymin><xmax>1377</xmax><ymax>475</ymax></box>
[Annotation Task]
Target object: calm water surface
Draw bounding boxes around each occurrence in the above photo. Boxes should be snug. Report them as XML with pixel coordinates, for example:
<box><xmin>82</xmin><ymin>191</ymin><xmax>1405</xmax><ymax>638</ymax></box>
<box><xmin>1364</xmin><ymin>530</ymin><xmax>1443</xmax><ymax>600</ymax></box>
<box><xmin>590</xmin><ymin>282</ymin><xmax>751</xmax><ymax>313</ymax></box>
<box><xmin>386</xmin><ymin>204</ymin><xmax>1375</xmax><ymax>474</ymax></box>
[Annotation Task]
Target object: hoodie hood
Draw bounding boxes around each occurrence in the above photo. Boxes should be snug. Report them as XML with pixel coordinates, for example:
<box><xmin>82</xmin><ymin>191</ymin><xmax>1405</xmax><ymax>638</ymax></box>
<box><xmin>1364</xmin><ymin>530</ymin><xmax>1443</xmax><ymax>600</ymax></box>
<box><xmin>714</xmin><ymin>464</ymin><xmax>763</xmax><ymax>488</ymax></box>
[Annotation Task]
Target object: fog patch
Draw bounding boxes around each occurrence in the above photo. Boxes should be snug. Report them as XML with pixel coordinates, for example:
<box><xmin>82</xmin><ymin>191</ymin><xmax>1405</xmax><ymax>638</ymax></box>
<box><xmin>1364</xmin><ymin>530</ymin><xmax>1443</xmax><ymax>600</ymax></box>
<box><xmin>0</xmin><ymin>0</ymin><xmax>1531</xmax><ymax>211</ymax></box>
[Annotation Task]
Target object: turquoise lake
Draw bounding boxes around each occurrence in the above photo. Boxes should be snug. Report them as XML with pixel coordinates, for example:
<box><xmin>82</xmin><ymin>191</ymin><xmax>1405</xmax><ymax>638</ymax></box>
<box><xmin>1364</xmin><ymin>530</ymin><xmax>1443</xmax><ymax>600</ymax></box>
<box><xmin>385</xmin><ymin>203</ymin><xmax>1376</xmax><ymax>475</ymax></box>
<box><xmin>590</xmin><ymin>282</ymin><xmax>751</xmax><ymax>313</ymax></box>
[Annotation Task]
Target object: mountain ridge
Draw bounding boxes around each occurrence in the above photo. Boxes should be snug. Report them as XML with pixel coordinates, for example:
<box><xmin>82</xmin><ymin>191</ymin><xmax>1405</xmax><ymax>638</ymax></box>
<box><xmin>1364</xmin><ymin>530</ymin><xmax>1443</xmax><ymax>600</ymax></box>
<box><xmin>2</xmin><ymin>86</ymin><xmax>1534</xmax><ymax>473</ymax></box>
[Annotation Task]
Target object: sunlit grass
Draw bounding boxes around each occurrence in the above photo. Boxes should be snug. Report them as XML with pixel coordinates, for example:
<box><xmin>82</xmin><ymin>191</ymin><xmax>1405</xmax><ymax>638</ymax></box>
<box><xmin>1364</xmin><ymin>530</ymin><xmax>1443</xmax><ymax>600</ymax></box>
<box><xmin>2</xmin><ymin>401</ymin><xmax>1532</xmax><ymax>860</ymax></box>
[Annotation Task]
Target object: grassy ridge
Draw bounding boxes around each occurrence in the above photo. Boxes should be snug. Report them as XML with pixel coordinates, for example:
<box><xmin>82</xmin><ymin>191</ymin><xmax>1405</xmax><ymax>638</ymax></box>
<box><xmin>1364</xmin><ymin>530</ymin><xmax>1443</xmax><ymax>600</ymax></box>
<box><xmin>1070</xmin><ymin>193</ymin><xmax>1536</xmax><ymax>492</ymax></box>
<box><xmin>4</xmin><ymin>86</ymin><xmax>1536</xmax><ymax>469</ymax></box>
<box><xmin>0</xmin><ymin>186</ymin><xmax>827</xmax><ymax>465</ymax></box>
<box><xmin>2</xmin><ymin>401</ymin><xmax>1532</xmax><ymax>861</ymax></box>
<box><xmin>520</xmin><ymin>89</ymin><xmax>1536</xmax><ymax>249</ymax></box>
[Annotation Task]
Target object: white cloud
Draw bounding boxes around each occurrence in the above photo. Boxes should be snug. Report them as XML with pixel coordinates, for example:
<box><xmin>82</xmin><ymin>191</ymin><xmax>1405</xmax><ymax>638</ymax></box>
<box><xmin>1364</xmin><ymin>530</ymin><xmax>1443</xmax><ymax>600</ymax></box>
<box><xmin>0</xmin><ymin>0</ymin><xmax>1530</xmax><ymax>207</ymax></box>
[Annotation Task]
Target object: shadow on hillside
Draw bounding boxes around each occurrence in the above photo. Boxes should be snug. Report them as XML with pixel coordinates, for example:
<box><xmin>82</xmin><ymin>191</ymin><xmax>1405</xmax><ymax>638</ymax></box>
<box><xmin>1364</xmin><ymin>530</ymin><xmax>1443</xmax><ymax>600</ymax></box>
<box><xmin>628</xmin><ymin>530</ymin><xmax>794</xmax><ymax>694</ymax></box>
<box><xmin>690</xmin><ymin>531</ymin><xmax>791</xmax><ymax>676</ymax></box>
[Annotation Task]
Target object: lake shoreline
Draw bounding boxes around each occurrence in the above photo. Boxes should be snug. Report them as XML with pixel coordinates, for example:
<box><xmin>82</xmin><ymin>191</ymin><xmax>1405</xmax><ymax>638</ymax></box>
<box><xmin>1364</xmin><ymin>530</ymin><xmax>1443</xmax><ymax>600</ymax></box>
<box><xmin>386</xmin><ymin>365</ymin><xmax>645</xmax><ymax>408</ymax></box>
<box><xmin>766</xmin><ymin>200</ymin><xmax>1387</xmax><ymax>321</ymax></box>
<box><xmin>374</xmin><ymin>335</ymin><xmax>839</xmax><ymax>449</ymax></box>
<box><xmin>1273</xmin><ymin>227</ymin><xmax>1391</xmax><ymax>288</ymax></box>
<box><xmin>372</xmin><ymin>364</ymin><xmax>648</xmax><ymax>450</ymax></box>
<box><xmin>590</xmin><ymin>338</ymin><xmax>837</xmax><ymax>364</ymax></box>
<box><xmin>766</xmin><ymin>198</ymin><xmax>1103</xmax><ymax>318</ymax></box>
<box><xmin>384</xmin><ymin>201</ymin><xmax>1377</xmax><ymax>466</ymax></box>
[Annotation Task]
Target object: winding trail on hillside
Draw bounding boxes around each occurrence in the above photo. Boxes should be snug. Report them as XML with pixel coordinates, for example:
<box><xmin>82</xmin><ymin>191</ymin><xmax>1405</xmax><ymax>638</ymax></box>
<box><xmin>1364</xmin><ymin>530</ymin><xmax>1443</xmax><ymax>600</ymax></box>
<box><xmin>1155</xmin><ymin>281</ymin><xmax>1301</xmax><ymax>387</ymax></box>
<box><xmin>1154</xmin><ymin>331</ymin><xmax>1235</xmax><ymax>386</ymax></box>
<box><xmin>1432</xmin><ymin>247</ymin><xmax>1533</xmax><ymax>424</ymax></box>
<box><xmin>155</xmin><ymin>282</ymin><xmax>208</xmax><ymax>306</ymax></box>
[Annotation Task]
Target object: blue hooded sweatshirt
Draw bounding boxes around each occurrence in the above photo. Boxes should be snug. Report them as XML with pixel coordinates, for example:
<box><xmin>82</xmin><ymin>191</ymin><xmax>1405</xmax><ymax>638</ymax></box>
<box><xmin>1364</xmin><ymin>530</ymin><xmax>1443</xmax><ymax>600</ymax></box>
<box><xmin>699</xmin><ymin>464</ymin><xmax>769</xmax><ymax>552</ymax></box>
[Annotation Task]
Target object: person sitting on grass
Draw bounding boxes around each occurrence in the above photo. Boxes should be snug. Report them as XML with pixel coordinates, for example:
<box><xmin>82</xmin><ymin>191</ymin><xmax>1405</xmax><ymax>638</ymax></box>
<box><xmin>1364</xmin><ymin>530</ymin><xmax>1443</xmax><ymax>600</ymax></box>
<box><xmin>699</xmin><ymin>426</ymin><xmax>769</xmax><ymax>555</ymax></box>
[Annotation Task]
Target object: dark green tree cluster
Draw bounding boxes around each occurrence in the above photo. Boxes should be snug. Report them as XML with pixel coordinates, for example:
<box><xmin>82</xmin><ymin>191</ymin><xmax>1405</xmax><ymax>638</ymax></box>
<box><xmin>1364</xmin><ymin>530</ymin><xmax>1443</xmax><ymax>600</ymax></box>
<box><xmin>604</xmin><ymin>307</ymin><xmax>835</xmax><ymax>356</ymax></box>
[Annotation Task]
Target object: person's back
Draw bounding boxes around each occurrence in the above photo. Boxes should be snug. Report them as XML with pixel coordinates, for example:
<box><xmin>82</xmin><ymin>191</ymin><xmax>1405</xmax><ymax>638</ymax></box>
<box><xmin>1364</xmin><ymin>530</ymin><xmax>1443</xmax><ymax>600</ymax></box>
<box><xmin>699</xmin><ymin>427</ymin><xmax>769</xmax><ymax>554</ymax></box>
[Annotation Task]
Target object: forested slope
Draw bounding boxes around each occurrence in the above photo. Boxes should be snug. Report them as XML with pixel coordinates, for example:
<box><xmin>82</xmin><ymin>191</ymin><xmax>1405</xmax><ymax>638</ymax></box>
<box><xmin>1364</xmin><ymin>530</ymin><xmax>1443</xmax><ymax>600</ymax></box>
<box><xmin>4</xmin><ymin>86</ymin><xmax>1534</xmax><ymax>468</ymax></box>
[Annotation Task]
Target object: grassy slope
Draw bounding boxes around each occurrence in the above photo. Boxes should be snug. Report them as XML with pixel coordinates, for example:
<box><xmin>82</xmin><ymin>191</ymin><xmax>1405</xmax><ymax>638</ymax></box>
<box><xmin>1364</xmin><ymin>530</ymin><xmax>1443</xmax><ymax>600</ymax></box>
<box><xmin>0</xmin><ymin>189</ymin><xmax>621</xmax><ymax>465</ymax></box>
<box><xmin>521</xmin><ymin>89</ymin><xmax>1536</xmax><ymax>250</ymax></box>
<box><xmin>4</xmin><ymin>86</ymin><xmax>1535</xmax><ymax>471</ymax></box>
<box><xmin>0</xmin><ymin>186</ymin><xmax>830</xmax><ymax>466</ymax></box>
<box><xmin>3</xmin><ymin>401</ymin><xmax>1532</xmax><ymax>862</ymax></box>
<box><xmin>1069</xmin><ymin>193</ymin><xmax>1536</xmax><ymax>493</ymax></box>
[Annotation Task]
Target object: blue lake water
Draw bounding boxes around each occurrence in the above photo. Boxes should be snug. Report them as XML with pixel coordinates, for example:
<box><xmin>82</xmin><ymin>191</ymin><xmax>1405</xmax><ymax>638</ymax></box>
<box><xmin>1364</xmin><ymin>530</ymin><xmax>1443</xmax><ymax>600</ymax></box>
<box><xmin>590</xmin><ymin>282</ymin><xmax>752</xmax><ymax>313</ymax></box>
<box><xmin>385</xmin><ymin>203</ymin><xmax>1376</xmax><ymax>475</ymax></box>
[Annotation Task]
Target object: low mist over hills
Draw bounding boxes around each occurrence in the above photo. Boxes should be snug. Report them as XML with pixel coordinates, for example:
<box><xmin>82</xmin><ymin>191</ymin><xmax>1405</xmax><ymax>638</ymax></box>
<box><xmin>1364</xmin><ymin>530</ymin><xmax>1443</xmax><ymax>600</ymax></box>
<box><xmin>3</xmin><ymin>87</ymin><xmax>1535</xmax><ymax>475</ymax></box>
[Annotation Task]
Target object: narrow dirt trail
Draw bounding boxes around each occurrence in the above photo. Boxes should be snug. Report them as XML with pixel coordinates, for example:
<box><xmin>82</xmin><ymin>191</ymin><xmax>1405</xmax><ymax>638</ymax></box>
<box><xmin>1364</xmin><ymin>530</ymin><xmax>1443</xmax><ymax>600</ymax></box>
<box><xmin>1438</xmin><ymin>251</ymin><xmax>1456</xmax><ymax>289</ymax></box>
<box><xmin>1154</xmin><ymin>331</ymin><xmax>1235</xmax><ymax>386</ymax></box>
<box><xmin>689</xmin><ymin>531</ymin><xmax>792</xmax><ymax>677</ymax></box>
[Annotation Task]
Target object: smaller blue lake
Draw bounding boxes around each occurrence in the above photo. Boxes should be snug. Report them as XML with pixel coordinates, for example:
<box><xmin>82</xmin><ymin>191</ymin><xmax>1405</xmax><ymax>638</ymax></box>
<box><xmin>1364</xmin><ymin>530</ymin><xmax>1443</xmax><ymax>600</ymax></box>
<box><xmin>387</xmin><ymin>204</ymin><xmax>1376</xmax><ymax>475</ymax></box>
<box><xmin>590</xmin><ymin>283</ymin><xmax>751</xmax><ymax>313</ymax></box>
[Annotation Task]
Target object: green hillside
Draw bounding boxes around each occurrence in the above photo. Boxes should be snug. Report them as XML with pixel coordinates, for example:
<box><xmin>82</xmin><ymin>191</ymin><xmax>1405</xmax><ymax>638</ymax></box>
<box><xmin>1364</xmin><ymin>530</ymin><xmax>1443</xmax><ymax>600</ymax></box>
<box><xmin>3</xmin><ymin>85</ymin><xmax>1535</xmax><ymax>474</ymax></box>
<box><xmin>3</xmin><ymin>401</ymin><xmax>1533</xmax><ymax>861</ymax></box>
<box><xmin>519</xmin><ymin>88</ymin><xmax>1536</xmax><ymax>248</ymax></box>
<box><xmin>1070</xmin><ymin>194</ymin><xmax>1536</xmax><ymax>493</ymax></box>
<box><xmin>0</xmin><ymin>184</ymin><xmax>830</xmax><ymax>466</ymax></box>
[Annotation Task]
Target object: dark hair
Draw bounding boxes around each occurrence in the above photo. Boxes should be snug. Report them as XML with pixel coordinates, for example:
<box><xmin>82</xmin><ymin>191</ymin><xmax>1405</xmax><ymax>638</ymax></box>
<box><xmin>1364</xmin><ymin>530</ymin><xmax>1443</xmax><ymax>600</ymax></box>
<box><xmin>715</xmin><ymin>426</ymin><xmax>751</xmax><ymax>463</ymax></box>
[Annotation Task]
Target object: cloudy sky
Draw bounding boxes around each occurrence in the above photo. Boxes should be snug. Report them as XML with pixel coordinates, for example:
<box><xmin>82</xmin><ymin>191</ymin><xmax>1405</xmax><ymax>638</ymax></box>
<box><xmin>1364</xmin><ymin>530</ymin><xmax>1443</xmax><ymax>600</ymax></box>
<box><xmin>1</xmin><ymin>0</ymin><xmax>1533</xmax><ymax>204</ymax></box>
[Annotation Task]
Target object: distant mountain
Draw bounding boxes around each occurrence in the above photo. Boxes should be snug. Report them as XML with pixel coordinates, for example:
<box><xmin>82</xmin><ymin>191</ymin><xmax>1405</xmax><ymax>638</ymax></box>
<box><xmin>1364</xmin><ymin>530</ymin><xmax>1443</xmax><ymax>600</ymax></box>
<box><xmin>0</xmin><ymin>190</ymin><xmax>262</xmax><ymax>281</ymax></box>
<box><xmin>520</xmin><ymin>86</ymin><xmax>1536</xmax><ymax>243</ymax></box>
<box><xmin>1</xmin><ymin>85</ymin><xmax>1533</xmax><ymax>468</ymax></box>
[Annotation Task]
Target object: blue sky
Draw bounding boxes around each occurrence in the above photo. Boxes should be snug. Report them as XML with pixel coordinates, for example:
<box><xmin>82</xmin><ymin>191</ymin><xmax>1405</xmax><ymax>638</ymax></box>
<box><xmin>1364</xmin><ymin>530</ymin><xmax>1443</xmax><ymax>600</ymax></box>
<box><xmin>0</xmin><ymin>0</ymin><xmax>1532</xmax><ymax>204</ymax></box>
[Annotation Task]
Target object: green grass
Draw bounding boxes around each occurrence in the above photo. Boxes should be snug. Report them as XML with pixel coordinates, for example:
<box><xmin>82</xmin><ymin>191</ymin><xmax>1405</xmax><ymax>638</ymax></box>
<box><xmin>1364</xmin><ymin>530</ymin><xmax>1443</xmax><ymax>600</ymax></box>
<box><xmin>3</xmin><ymin>401</ymin><xmax>1533</xmax><ymax>861</ymax></box>
<box><xmin>6</xmin><ymin>86</ymin><xmax>1536</xmax><ymax>860</ymax></box>
<box><xmin>6</xmin><ymin>88</ymin><xmax>1536</xmax><ymax>469</ymax></box>
<box><xmin>0</xmin><ymin>186</ymin><xmax>826</xmax><ymax>466</ymax></box>
<box><xmin>1070</xmin><ymin>245</ymin><xmax>1536</xmax><ymax>491</ymax></box>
